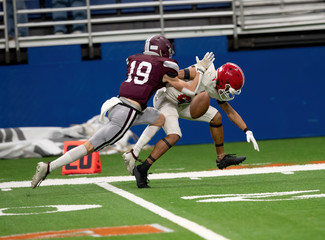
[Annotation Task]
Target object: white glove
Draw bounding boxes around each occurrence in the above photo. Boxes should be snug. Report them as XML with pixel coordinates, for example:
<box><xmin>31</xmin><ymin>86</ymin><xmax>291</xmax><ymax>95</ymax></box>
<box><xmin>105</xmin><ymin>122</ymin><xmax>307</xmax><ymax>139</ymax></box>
<box><xmin>196</xmin><ymin>52</ymin><xmax>215</xmax><ymax>74</ymax></box>
<box><xmin>246</xmin><ymin>130</ymin><xmax>259</xmax><ymax>152</ymax></box>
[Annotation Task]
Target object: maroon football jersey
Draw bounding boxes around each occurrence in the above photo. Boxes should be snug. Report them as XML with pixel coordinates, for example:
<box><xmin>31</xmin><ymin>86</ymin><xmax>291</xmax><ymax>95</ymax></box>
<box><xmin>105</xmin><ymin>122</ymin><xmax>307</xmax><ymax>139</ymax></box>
<box><xmin>119</xmin><ymin>54</ymin><xmax>179</xmax><ymax>109</ymax></box>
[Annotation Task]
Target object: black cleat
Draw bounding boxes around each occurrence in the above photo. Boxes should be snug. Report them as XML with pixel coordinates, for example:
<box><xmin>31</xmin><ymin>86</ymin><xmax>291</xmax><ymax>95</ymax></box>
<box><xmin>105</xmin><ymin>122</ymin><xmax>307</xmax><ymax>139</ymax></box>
<box><xmin>217</xmin><ymin>154</ymin><xmax>246</xmax><ymax>169</ymax></box>
<box><xmin>133</xmin><ymin>165</ymin><xmax>150</xmax><ymax>188</ymax></box>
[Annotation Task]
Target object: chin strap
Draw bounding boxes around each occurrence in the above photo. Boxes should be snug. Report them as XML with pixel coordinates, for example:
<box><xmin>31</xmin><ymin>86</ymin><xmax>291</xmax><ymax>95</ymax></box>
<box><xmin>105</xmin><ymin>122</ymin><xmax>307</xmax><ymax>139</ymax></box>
<box><xmin>219</xmin><ymin>85</ymin><xmax>242</xmax><ymax>101</ymax></box>
<box><xmin>229</xmin><ymin>87</ymin><xmax>241</xmax><ymax>95</ymax></box>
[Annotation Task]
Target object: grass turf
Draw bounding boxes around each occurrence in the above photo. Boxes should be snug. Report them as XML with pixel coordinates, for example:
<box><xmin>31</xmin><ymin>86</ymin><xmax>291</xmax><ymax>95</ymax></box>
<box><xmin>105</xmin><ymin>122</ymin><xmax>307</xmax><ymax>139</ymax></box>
<box><xmin>1</xmin><ymin>137</ymin><xmax>324</xmax><ymax>182</ymax></box>
<box><xmin>0</xmin><ymin>137</ymin><xmax>324</xmax><ymax>240</ymax></box>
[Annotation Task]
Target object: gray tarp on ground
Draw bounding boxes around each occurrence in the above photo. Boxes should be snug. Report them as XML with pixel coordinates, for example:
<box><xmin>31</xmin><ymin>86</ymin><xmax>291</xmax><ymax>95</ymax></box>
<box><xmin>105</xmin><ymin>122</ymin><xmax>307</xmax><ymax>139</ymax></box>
<box><xmin>0</xmin><ymin>115</ymin><xmax>138</xmax><ymax>159</ymax></box>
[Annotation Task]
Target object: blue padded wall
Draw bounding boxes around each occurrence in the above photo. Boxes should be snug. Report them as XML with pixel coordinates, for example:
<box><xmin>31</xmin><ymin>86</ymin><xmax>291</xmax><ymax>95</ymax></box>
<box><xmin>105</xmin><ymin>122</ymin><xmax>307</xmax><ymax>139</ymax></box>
<box><xmin>0</xmin><ymin>36</ymin><xmax>324</xmax><ymax>145</ymax></box>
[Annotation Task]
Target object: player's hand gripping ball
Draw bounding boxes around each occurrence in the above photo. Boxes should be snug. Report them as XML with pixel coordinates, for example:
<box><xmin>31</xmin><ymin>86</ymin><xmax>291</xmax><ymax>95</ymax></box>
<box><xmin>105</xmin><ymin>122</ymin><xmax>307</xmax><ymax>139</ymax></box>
<box><xmin>190</xmin><ymin>91</ymin><xmax>210</xmax><ymax>119</ymax></box>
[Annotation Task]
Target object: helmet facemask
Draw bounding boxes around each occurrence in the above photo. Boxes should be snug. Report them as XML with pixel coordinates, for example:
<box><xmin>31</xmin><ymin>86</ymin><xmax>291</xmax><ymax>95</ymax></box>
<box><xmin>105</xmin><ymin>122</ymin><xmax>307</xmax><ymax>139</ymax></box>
<box><xmin>218</xmin><ymin>83</ymin><xmax>242</xmax><ymax>101</ymax></box>
<box><xmin>166</xmin><ymin>46</ymin><xmax>175</xmax><ymax>58</ymax></box>
<box><xmin>215</xmin><ymin>62</ymin><xmax>245</xmax><ymax>101</ymax></box>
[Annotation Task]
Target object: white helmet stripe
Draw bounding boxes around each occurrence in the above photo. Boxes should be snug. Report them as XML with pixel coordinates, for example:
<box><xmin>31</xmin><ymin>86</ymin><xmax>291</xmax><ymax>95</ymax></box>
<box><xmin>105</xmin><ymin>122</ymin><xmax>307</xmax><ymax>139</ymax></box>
<box><xmin>145</xmin><ymin>35</ymin><xmax>154</xmax><ymax>53</ymax></box>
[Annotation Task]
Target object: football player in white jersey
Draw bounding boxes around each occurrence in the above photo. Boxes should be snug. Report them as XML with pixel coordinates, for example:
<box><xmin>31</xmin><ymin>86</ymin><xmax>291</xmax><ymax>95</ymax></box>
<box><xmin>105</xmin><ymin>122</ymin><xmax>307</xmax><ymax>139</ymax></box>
<box><xmin>124</xmin><ymin>61</ymin><xmax>259</xmax><ymax>188</ymax></box>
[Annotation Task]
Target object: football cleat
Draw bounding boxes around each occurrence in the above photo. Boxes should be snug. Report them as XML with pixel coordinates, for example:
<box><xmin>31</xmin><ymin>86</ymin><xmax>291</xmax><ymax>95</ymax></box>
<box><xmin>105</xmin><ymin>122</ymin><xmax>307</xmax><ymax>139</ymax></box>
<box><xmin>217</xmin><ymin>154</ymin><xmax>246</xmax><ymax>169</ymax></box>
<box><xmin>122</xmin><ymin>150</ymin><xmax>138</xmax><ymax>175</ymax></box>
<box><xmin>133</xmin><ymin>165</ymin><xmax>150</xmax><ymax>188</ymax></box>
<box><xmin>31</xmin><ymin>162</ymin><xmax>50</xmax><ymax>188</ymax></box>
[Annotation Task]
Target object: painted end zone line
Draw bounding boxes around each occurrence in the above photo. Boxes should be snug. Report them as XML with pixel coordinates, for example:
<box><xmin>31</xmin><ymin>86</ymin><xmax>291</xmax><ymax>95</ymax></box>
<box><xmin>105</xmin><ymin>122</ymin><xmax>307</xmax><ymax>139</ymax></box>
<box><xmin>0</xmin><ymin>224</ymin><xmax>172</xmax><ymax>240</ymax></box>
<box><xmin>1</xmin><ymin>163</ymin><xmax>325</xmax><ymax>190</ymax></box>
<box><xmin>96</xmin><ymin>182</ymin><xmax>228</xmax><ymax>240</ymax></box>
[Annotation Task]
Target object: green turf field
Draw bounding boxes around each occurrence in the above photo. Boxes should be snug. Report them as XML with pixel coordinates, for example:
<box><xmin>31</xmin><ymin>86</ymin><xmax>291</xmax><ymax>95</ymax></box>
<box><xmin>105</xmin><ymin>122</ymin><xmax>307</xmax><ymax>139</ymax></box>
<box><xmin>1</xmin><ymin>137</ymin><xmax>325</xmax><ymax>240</ymax></box>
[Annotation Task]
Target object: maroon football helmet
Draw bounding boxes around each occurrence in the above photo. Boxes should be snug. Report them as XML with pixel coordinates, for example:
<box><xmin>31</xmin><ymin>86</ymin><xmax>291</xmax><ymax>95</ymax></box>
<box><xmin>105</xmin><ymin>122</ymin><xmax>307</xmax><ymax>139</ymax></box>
<box><xmin>143</xmin><ymin>35</ymin><xmax>175</xmax><ymax>58</ymax></box>
<box><xmin>215</xmin><ymin>62</ymin><xmax>245</xmax><ymax>101</ymax></box>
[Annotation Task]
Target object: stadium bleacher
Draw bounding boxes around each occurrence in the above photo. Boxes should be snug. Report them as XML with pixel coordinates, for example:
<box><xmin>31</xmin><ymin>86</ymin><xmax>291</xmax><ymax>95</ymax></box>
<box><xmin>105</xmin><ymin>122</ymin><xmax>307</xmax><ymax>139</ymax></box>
<box><xmin>0</xmin><ymin>0</ymin><xmax>324</xmax><ymax>62</ymax></box>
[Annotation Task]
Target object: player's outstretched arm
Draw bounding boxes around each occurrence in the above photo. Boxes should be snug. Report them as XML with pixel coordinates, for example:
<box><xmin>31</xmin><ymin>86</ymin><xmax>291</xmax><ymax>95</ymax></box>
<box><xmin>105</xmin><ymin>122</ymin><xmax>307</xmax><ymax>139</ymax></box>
<box><xmin>163</xmin><ymin>72</ymin><xmax>199</xmax><ymax>96</ymax></box>
<box><xmin>219</xmin><ymin>101</ymin><xmax>260</xmax><ymax>151</ymax></box>
<box><xmin>178</xmin><ymin>66</ymin><xmax>196</xmax><ymax>80</ymax></box>
<box><xmin>165</xmin><ymin>52</ymin><xmax>214</xmax><ymax>96</ymax></box>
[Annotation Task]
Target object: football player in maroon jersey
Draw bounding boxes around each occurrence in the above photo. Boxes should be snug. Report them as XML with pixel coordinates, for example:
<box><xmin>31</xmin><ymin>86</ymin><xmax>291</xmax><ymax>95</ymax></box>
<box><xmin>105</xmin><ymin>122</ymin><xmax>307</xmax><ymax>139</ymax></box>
<box><xmin>31</xmin><ymin>35</ymin><xmax>214</xmax><ymax>189</ymax></box>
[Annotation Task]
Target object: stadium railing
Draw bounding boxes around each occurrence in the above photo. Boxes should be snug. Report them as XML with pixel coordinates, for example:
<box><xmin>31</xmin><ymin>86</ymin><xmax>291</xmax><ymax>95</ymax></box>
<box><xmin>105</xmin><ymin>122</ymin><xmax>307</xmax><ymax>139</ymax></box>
<box><xmin>0</xmin><ymin>0</ymin><xmax>325</xmax><ymax>57</ymax></box>
<box><xmin>236</xmin><ymin>0</ymin><xmax>325</xmax><ymax>34</ymax></box>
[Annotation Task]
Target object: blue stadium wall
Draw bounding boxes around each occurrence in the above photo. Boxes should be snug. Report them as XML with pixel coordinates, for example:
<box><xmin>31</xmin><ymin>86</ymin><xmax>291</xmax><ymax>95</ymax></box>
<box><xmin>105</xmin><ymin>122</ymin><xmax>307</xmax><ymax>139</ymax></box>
<box><xmin>0</xmin><ymin>36</ymin><xmax>324</xmax><ymax>145</ymax></box>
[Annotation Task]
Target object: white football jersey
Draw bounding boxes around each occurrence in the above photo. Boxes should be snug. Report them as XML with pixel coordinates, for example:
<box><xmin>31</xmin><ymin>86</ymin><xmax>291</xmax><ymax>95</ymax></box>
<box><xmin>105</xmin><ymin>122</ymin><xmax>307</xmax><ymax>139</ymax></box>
<box><xmin>165</xmin><ymin>64</ymin><xmax>224</xmax><ymax>105</ymax></box>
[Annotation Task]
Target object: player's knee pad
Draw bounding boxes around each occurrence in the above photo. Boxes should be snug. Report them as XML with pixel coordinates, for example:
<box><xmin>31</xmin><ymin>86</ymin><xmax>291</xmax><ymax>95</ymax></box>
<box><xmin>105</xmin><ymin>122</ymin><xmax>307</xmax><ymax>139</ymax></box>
<box><xmin>162</xmin><ymin>134</ymin><xmax>179</xmax><ymax>149</ymax></box>
<box><xmin>162</xmin><ymin>138</ymin><xmax>173</xmax><ymax>149</ymax></box>
<box><xmin>210</xmin><ymin>112</ymin><xmax>222</xmax><ymax>128</ymax></box>
<box><xmin>210</xmin><ymin>123</ymin><xmax>223</xmax><ymax>128</ymax></box>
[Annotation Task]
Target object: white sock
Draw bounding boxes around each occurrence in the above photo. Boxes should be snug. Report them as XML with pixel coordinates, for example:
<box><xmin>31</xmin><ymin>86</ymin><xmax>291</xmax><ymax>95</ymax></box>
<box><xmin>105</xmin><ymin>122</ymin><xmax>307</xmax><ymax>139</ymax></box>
<box><xmin>133</xmin><ymin>125</ymin><xmax>160</xmax><ymax>157</ymax></box>
<box><xmin>49</xmin><ymin>144</ymin><xmax>87</xmax><ymax>172</ymax></box>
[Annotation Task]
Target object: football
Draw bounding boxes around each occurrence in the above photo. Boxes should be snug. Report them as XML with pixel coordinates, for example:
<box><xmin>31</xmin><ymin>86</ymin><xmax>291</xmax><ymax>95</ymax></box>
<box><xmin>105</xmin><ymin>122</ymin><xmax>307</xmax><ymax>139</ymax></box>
<box><xmin>189</xmin><ymin>91</ymin><xmax>210</xmax><ymax>119</ymax></box>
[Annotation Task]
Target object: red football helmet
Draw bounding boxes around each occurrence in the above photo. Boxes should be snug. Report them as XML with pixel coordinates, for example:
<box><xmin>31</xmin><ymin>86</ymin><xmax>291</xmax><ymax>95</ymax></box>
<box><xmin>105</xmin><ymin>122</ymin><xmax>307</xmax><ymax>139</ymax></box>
<box><xmin>143</xmin><ymin>35</ymin><xmax>174</xmax><ymax>58</ymax></box>
<box><xmin>215</xmin><ymin>62</ymin><xmax>245</xmax><ymax>101</ymax></box>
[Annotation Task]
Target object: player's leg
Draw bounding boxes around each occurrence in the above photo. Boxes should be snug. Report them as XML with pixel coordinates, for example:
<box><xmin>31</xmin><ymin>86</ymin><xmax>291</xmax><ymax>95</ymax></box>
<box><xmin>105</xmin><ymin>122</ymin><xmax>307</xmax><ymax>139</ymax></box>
<box><xmin>124</xmin><ymin>93</ymin><xmax>171</xmax><ymax>160</ymax></box>
<box><xmin>209</xmin><ymin>111</ymin><xmax>225</xmax><ymax>160</ymax></box>
<box><xmin>132</xmin><ymin>109</ymin><xmax>165</xmax><ymax>156</ymax></box>
<box><xmin>209</xmin><ymin>112</ymin><xmax>246</xmax><ymax>169</ymax></box>
<box><xmin>31</xmin><ymin>140</ymin><xmax>93</xmax><ymax>189</ymax></box>
<box><xmin>123</xmin><ymin>96</ymin><xmax>177</xmax><ymax>171</ymax></box>
<box><xmin>179</xmin><ymin>104</ymin><xmax>225</xmax><ymax>157</ymax></box>
<box><xmin>180</xmin><ymin>105</ymin><xmax>246</xmax><ymax>169</ymax></box>
<box><xmin>133</xmin><ymin>133</ymin><xmax>180</xmax><ymax>188</ymax></box>
<box><xmin>31</xmin><ymin>104</ymin><xmax>138</xmax><ymax>188</ymax></box>
<box><xmin>144</xmin><ymin>109</ymin><xmax>182</xmax><ymax>163</ymax></box>
<box><xmin>123</xmin><ymin>108</ymin><xmax>164</xmax><ymax>175</ymax></box>
<box><xmin>133</xmin><ymin>103</ymin><xmax>182</xmax><ymax>188</ymax></box>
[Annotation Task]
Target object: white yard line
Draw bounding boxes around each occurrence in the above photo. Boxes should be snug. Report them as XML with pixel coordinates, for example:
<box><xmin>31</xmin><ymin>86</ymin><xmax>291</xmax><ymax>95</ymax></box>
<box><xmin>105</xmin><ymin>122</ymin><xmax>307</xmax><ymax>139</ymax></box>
<box><xmin>1</xmin><ymin>163</ymin><xmax>325</xmax><ymax>190</ymax></box>
<box><xmin>1</xmin><ymin>163</ymin><xmax>325</xmax><ymax>240</ymax></box>
<box><xmin>96</xmin><ymin>182</ymin><xmax>228</xmax><ymax>240</ymax></box>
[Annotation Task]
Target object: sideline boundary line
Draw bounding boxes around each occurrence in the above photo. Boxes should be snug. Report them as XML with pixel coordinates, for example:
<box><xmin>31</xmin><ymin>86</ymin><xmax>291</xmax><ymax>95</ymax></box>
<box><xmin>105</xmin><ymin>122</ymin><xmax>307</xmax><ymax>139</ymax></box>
<box><xmin>96</xmin><ymin>182</ymin><xmax>228</xmax><ymax>240</ymax></box>
<box><xmin>1</xmin><ymin>163</ymin><xmax>325</xmax><ymax>190</ymax></box>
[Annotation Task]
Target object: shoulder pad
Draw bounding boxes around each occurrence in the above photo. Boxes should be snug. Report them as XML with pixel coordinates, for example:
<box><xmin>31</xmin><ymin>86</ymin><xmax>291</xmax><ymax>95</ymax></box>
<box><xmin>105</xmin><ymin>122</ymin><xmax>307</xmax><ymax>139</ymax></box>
<box><xmin>163</xmin><ymin>60</ymin><xmax>179</xmax><ymax>72</ymax></box>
